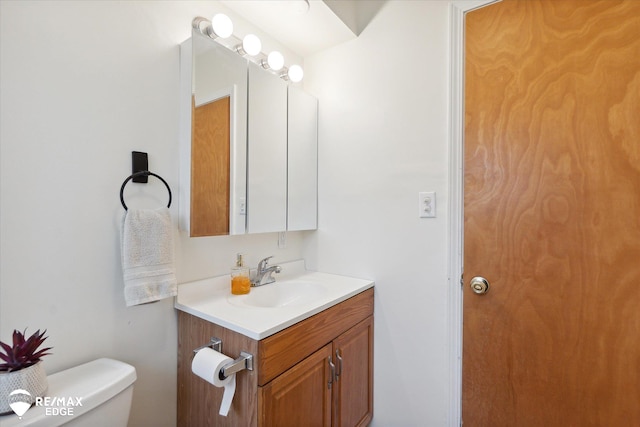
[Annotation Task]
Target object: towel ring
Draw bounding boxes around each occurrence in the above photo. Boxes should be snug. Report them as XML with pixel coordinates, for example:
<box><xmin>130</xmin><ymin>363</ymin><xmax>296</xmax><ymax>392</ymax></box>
<box><xmin>120</xmin><ymin>171</ymin><xmax>172</xmax><ymax>210</ymax></box>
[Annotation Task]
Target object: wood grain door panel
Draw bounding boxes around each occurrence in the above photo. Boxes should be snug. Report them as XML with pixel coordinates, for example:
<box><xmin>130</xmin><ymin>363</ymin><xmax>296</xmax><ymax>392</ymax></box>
<box><xmin>463</xmin><ymin>0</ymin><xmax>640</xmax><ymax>425</ymax></box>
<box><xmin>332</xmin><ymin>317</ymin><xmax>374</xmax><ymax>427</ymax></box>
<box><xmin>191</xmin><ymin>96</ymin><xmax>230</xmax><ymax>236</ymax></box>
<box><xmin>259</xmin><ymin>344</ymin><xmax>332</xmax><ymax>427</ymax></box>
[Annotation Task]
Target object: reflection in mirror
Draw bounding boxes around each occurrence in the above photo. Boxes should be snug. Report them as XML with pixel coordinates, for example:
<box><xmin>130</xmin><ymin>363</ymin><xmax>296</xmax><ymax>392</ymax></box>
<box><xmin>191</xmin><ymin>91</ymin><xmax>230</xmax><ymax>236</ymax></box>
<box><xmin>179</xmin><ymin>30</ymin><xmax>247</xmax><ymax>236</ymax></box>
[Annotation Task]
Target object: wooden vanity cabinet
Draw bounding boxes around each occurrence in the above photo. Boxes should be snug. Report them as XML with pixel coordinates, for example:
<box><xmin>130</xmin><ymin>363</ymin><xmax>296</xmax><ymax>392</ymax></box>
<box><xmin>332</xmin><ymin>316</ymin><xmax>374</xmax><ymax>427</ymax></box>
<box><xmin>177</xmin><ymin>288</ymin><xmax>374</xmax><ymax>427</ymax></box>
<box><xmin>259</xmin><ymin>343</ymin><xmax>333</xmax><ymax>426</ymax></box>
<box><xmin>259</xmin><ymin>316</ymin><xmax>374</xmax><ymax>427</ymax></box>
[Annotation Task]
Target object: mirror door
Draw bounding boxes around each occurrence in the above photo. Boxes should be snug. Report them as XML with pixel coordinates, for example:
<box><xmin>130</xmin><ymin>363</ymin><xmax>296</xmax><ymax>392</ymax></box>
<box><xmin>246</xmin><ymin>62</ymin><xmax>288</xmax><ymax>233</ymax></box>
<box><xmin>287</xmin><ymin>86</ymin><xmax>318</xmax><ymax>231</ymax></box>
<box><xmin>179</xmin><ymin>32</ymin><xmax>247</xmax><ymax>236</ymax></box>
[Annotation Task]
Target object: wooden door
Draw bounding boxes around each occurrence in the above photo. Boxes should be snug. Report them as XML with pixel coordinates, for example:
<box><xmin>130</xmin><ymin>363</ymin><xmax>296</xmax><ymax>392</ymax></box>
<box><xmin>259</xmin><ymin>344</ymin><xmax>332</xmax><ymax>427</ymax></box>
<box><xmin>463</xmin><ymin>0</ymin><xmax>640</xmax><ymax>425</ymax></box>
<box><xmin>332</xmin><ymin>316</ymin><xmax>374</xmax><ymax>427</ymax></box>
<box><xmin>191</xmin><ymin>96</ymin><xmax>230</xmax><ymax>236</ymax></box>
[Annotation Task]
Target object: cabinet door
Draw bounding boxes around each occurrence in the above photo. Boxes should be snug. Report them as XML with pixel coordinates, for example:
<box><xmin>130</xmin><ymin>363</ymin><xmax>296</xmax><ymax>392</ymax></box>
<box><xmin>179</xmin><ymin>34</ymin><xmax>248</xmax><ymax>237</ymax></box>
<box><xmin>247</xmin><ymin>61</ymin><xmax>287</xmax><ymax>233</ymax></box>
<box><xmin>259</xmin><ymin>344</ymin><xmax>332</xmax><ymax>427</ymax></box>
<box><xmin>332</xmin><ymin>316</ymin><xmax>374</xmax><ymax>427</ymax></box>
<box><xmin>287</xmin><ymin>86</ymin><xmax>318</xmax><ymax>231</ymax></box>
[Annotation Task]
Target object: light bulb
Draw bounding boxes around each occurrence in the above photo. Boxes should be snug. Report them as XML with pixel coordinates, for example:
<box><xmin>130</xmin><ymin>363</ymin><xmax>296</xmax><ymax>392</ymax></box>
<box><xmin>288</xmin><ymin>64</ymin><xmax>304</xmax><ymax>82</ymax></box>
<box><xmin>211</xmin><ymin>14</ymin><xmax>233</xmax><ymax>38</ymax></box>
<box><xmin>242</xmin><ymin>34</ymin><xmax>262</xmax><ymax>56</ymax></box>
<box><xmin>267</xmin><ymin>51</ymin><xmax>285</xmax><ymax>71</ymax></box>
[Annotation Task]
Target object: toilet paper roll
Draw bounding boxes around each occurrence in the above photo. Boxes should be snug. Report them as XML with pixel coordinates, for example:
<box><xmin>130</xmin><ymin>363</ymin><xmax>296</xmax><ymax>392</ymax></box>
<box><xmin>191</xmin><ymin>347</ymin><xmax>236</xmax><ymax>416</ymax></box>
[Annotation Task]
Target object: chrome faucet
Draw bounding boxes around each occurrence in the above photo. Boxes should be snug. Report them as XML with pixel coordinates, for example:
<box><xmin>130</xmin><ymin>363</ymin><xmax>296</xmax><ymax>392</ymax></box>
<box><xmin>251</xmin><ymin>256</ymin><xmax>282</xmax><ymax>287</ymax></box>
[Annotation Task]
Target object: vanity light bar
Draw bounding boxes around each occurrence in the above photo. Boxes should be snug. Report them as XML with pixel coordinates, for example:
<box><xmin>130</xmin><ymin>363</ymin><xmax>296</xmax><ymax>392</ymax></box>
<box><xmin>192</xmin><ymin>15</ymin><xmax>303</xmax><ymax>82</ymax></box>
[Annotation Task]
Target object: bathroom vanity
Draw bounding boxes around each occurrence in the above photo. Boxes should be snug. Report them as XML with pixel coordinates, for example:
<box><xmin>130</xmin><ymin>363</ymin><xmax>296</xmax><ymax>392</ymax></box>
<box><xmin>175</xmin><ymin>261</ymin><xmax>374</xmax><ymax>426</ymax></box>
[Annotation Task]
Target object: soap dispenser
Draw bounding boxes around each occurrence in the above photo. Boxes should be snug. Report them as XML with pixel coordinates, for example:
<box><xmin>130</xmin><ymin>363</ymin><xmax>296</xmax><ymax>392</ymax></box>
<box><xmin>231</xmin><ymin>253</ymin><xmax>251</xmax><ymax>295</ymax></box>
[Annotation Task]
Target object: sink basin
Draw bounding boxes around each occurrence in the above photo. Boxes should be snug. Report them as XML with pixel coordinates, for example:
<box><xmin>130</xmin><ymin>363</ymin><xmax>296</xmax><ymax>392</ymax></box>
<box><xmin>175</xmin><ymin>260</ymin><xmax>375</xmax><ymax>339</ymax></box>
<box><xmin>228</xmin><ymin>281</ymin><xmax>327</xmax><ymax>308</ymax></box>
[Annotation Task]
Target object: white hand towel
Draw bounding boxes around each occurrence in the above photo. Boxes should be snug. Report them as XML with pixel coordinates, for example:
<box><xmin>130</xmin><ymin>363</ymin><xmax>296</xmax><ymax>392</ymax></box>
<box><xmin>121</xmin><ymin>207</ymin><xmax>177</xmax><ymax>306</ymax></box>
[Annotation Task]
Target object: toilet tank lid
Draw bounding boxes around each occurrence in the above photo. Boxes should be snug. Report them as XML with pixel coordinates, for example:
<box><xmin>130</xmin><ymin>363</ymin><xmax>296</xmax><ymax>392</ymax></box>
<box><xmin>0</xmin><ymin>358</ymin><xmax>136</xmax><ymax>427</ymax></box>
<box><xmin>45</xmin><ymin>358</ymin><xmax>137</xmax><ymax>406</ymax></box>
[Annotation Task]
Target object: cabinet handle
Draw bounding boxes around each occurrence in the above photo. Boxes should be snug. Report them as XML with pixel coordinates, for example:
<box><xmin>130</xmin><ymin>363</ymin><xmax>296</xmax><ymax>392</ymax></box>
<box><xmin>328</xmin><ymin>356</ymin><xmax>335</xmax><ymax>389</ymax></box>
<box><xmin>335</xmin><ymin>349</ymin><xmax>343</xmax><ymax>381</ymax></box>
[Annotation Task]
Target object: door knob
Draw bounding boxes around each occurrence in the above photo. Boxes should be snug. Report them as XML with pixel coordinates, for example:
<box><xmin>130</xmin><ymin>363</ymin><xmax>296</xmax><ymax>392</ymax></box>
<box><xmin>470</xmin><ymin>276</ymin><xmax>490</xmax><ymax>295</ymax></box>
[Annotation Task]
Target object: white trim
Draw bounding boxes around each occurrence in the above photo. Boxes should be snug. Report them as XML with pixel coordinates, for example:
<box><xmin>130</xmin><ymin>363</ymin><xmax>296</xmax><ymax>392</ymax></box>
<box><xmin>178</xmin><ymin>38</ymin><xmax>193</xmax><ymax>234</ymax></box>
<box><xmin>193</xmin><ymin>86</ymin><xmax>234</xmax><ymax>108</ymax></box>
<box><xmin>447</xmin><ymin>1</ymin><xmax>501</xmax><ymax>425</ymax></box>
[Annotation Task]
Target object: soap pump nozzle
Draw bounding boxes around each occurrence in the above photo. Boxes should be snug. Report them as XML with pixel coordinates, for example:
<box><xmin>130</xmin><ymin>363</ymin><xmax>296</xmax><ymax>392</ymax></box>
<box><xmin>236</xmin><ymin>253</ymin><xmax>245</xmax><ymax>268</ymax></box>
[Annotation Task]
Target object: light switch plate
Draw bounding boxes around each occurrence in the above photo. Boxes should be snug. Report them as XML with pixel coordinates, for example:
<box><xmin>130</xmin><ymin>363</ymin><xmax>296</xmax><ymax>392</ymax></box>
<box><xmin>419</xmin><ymin>191</ymin><xmax>436</xmax><ymax>218</ymax></box>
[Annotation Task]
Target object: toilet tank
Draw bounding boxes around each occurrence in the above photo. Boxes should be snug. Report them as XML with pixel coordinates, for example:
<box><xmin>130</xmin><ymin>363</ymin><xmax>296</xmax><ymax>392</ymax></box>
<box><xmin>0</xmin><ymin>358</ymin><xmax>136</xmax><ymax>427</ymax></box>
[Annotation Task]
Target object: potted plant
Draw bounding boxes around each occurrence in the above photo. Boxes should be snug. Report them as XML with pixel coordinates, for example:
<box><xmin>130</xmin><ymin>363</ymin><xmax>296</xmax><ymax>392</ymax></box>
<box><xmin>0</xmin><ymin>329</ymin><xmax>52</xmax><ymax>415</ymax></box>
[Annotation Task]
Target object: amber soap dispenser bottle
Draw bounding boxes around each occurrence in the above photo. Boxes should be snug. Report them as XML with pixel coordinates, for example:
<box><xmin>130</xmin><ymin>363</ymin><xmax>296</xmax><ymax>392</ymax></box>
<box><xmin>231</xmin><ymin>253</ymin><xmax>251</xmax><ymax>295</ymax></box>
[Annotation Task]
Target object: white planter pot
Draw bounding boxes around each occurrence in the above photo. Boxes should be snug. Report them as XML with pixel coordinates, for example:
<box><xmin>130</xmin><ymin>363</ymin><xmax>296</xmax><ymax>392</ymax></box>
<box><xmin>0</xmin><ymin>362</ymin><xmax>48</xmax><ymax>415</ymax></box>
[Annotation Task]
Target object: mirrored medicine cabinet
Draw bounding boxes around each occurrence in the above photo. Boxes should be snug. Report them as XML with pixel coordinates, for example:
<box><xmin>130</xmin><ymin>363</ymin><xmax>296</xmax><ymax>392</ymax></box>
<box><xmin>179</xmin><ymin>30</ymin><xmax>318</xmax><ymax>237</ymax></box>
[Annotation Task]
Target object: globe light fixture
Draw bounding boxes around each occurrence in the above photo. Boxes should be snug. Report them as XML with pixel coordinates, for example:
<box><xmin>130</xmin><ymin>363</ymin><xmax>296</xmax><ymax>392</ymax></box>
<box><xmin>242</xmin><ymin>34</ymin><xmax>262</xmax><ymax>56</ymax></box>
<box><xmin>288</xmin><ymin>64</ymin><xmax>304</xmax><ymax>82</ymax></box>
<box><xmin>267</xmin><ymin>51</ymin><xmax>285</xmax><ymax>71</ymax></box>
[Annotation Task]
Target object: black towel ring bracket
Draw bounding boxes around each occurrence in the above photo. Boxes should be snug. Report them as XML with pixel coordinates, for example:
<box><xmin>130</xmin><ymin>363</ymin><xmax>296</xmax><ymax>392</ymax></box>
<box><xmin>120</xmin><ymin>171</ymin><xmax>172</xmax><ymax>211</ymax></box>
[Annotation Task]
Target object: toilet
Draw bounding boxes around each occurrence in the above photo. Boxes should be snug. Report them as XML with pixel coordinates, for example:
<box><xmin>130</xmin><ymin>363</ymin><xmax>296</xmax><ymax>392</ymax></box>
<box><xmin>0</xmin><ymin>358</ymin><xmax>136</xmax><ymax>427</ymax></box>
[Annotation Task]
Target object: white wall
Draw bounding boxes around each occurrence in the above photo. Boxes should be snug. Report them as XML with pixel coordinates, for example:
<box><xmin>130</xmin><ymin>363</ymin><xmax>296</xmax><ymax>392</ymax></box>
<box><xmin>0</xmin><ymin>2</ymin><xmax>305</xmax><ymax>426</ymax></box>
<box><xmin>2</xmin><ymin>0</ymin><xmax>456</xmax><ymax>426</ymax></box>
<box><xmin>304</xmin><ymin>1</ymin><xmax>453</xmax><ymax>425</ymax></box>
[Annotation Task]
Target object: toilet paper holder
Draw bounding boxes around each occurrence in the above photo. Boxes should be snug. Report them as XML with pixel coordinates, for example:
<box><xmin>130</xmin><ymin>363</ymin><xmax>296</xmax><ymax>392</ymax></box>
<box><xmin>193</xmin><ymin>337</ymin><xmax>254</xmax><ymax>379</ymax></box>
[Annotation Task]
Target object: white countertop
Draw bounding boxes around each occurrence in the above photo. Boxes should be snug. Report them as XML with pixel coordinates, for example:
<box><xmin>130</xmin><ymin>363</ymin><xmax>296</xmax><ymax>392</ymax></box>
<box><xmin>175</xmin><ymin>260</ymin><xmax>374</xmax><ymax>340</ymax></box>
